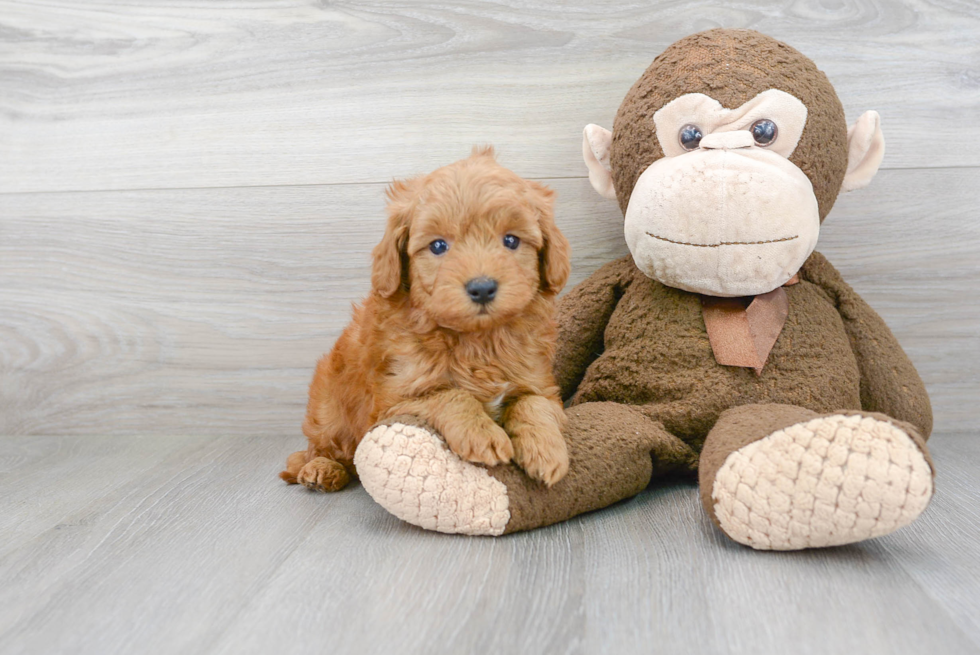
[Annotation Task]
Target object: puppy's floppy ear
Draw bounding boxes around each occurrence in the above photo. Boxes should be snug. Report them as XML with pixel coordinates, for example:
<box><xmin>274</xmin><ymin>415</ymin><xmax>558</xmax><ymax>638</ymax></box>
<box><xmin>527</xmin><ymin>181</ymin><xmax>570</xmax><ymax>295</ymax></box>
<box><xmin>471</xmin><ymin>144</ymin><xmax>496</xmax><ymax>159</ymax></box>
<box><xmin>372</xmin><ymin>177</ymin><xmax>417</xmax><ymax>298</ymax></box>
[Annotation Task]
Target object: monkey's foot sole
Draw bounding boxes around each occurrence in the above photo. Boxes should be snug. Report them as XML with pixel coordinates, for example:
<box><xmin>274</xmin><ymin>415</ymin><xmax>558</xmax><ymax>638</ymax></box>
<box><xmin>710</xmin><ymin>414</ymin><xmax>933</xmax><ymax>550</ymax></box>
<box><xmin>354</xmin><ymin>422</ymin><xmax>511</xmax><ymax>535</ymax></box>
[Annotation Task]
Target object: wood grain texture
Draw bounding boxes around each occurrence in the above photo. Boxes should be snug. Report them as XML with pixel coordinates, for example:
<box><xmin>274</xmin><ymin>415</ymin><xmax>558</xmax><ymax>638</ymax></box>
<box><xmin>1</xmin><ymin>0</ymin><xmax>979</xmax><ymax>193</ymax></box>
<box><xmin>0</xmin><ymin>434</ymin><xmax>204</xmax><ymax>559</ymax></box>
<box><xmin>2</xmin><ymin>169</ymin><xmax>976</xmax><ymax>436</ymax></box>
<box><xmin>1</xmin><ymin>3</ymin><xmax>977</xmax><ymax>653</ymax></box>
<box><xmin>867</xmin><ymin>436</ymin><xmax>980</xmax><ymax>646</ymax></box>
<box><xmin>0</xmin><ymin>433</ymin><xmax>977</xmax><ymax>655</ymax></box>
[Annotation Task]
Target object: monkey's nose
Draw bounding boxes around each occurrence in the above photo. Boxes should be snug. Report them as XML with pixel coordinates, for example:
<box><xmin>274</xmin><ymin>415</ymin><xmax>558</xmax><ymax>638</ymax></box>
<box><xmin>465</xmin><ymin>277</ymin><xmax>498</xmax><ymax>305</ymax></box>
<box><xmin>699</xmin><ymin>131</ymin><xmax>755</xmax><ymax>150</ymax></box>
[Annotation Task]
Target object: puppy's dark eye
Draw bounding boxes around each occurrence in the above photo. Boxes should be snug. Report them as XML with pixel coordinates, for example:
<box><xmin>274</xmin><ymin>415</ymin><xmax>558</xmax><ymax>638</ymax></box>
<box><xmin>429</xmin><ymin>239</ymin><xmax>449</xmax><ymax>255</ymax></box>
<box><xmin>679</xmin><ymin>124</ymin><xmax>703</xmax><ymax>151</ymax></box>
<box><xmin>502</xmin><ymin>234</ymin><xmax>520</xmax><ymax>250</ymax></box>
<box><xmin>751</xmin><ymin>119</ymin><xmax>778</xmax><ymax>147</ymax></box>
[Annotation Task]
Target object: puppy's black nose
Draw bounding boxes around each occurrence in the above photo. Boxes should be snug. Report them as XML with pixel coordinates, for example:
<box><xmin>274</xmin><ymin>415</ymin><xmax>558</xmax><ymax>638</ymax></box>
<box><xmin>465</xmin><ymin>277</ymin><xmax>498</xmax><ymax>305</ymax></box>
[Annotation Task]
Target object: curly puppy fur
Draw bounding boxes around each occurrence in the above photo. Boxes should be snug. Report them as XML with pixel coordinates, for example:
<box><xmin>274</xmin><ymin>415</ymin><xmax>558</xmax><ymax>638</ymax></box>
<box><xmin>281</xmin><ymin>148</ymin><xmax>572</xmax><ymax>492</ymax></box>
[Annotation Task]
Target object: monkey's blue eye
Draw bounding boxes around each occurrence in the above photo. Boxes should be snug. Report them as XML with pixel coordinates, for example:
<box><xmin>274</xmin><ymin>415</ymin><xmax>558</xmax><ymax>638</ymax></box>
<box><xmin>751</xmin><ymin>119</ymin><xmax>778</xmax><ymax>147</ymax></box>
<box><xmin>429</xmin><ymin>239</ymin><xmax>449</xmax><ymax>255</ymax></box>
<box><xmin>503</xmin><ymin>234</ymin><xmax>520</xmax><ymax>250</ymax></box>
<box><xmin>679</xmin><ymin>124</ymin><xmax>703</xmax><ymax>151</ymax></box>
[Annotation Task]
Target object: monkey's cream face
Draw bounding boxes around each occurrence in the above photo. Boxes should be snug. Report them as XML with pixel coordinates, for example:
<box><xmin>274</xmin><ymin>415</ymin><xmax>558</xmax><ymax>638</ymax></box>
<box><xmin>623</xmin><ymin>90</ymin><xmax>819</xmax><ymax>297</ymax></box>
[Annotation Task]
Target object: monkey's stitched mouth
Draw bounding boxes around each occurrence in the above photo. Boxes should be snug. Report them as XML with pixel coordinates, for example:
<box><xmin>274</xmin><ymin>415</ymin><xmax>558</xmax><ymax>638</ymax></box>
<box><xmin>646</xmin><ymin>232</ymin><xmax>799</xmax><ymax>248</ymax></box>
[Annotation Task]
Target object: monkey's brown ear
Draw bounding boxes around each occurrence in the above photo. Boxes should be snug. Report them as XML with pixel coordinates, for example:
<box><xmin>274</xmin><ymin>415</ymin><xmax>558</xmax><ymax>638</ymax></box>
<box><xmin>528</xmin><ymin>181</ymin><xmax>571</xmax><ymax>295</ymax></box>
<box><xmin>841</xmin><ymin>111</ymin><xmax>885</xmax><ymax>193</ymax></box>
<box><xmin>582</xmin><ymin>124</ymin><xmax>617</xmax><ymax>200</ymax></box>
<box><xmin>371</xmin><ymin>178</ymin><xmax>416</xmax><ymax>297</ymax></box>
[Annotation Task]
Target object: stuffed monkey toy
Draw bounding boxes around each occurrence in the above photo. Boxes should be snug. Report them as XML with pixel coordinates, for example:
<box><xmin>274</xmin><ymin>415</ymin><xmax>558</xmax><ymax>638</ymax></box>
<box><xmin>353</xmin><ymin>29</ymin><xmax>935</xmax><ymax>550</ymax></box>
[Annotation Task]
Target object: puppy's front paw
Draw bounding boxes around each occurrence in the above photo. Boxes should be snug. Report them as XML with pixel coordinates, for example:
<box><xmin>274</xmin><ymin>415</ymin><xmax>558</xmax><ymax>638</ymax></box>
<box><xmin>297</xmin><ymin>457</ymin><xmax>350</xmax><ymax>492</ymax></box>
<box><xmin>445</xmin><ymin>422</ymin><xmax>514</xmax><ymax>468</ymax></box>
<box><xmin>513</xmin><ymin>427</ymin><xmax>569</xmax><ymax>487</ymax></box>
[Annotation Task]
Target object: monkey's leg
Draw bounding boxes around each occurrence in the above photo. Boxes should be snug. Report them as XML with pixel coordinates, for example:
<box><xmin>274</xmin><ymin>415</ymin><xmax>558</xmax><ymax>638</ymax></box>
<box><xmin>699</xmin><ymin>404</ymin><xmax>934</xmax><ymax>551</ymax></box>
<box><xmin>353</xmin><ymin>402</ymin><xmax>697</xmax><ymax>536</ymax></box>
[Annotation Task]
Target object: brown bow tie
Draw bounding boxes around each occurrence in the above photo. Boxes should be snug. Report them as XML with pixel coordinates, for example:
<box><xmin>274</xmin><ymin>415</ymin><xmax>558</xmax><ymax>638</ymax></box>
<box><xmin>701</xmin><ymin>274</ymin><xmax>799</xmax><ymax>375</ymax></box>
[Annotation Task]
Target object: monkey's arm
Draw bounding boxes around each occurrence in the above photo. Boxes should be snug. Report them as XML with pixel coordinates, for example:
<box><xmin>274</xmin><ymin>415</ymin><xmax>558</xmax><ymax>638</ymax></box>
<box><xmin>554</xmin><ymin>255</ymin><xmax>634</xmax><ymax>401</ymax></box>
<box><xmin>801</xmin><ymin>251</ymin><xmax>933</xmax><ymax>439</ymax></box>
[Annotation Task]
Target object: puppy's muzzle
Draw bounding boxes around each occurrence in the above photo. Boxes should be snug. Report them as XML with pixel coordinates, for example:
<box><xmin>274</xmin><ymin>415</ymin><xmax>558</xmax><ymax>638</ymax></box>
<box><xmin>465</xmin><ymin>277</ymin><xmax>498</xmax><ymax>305</ymax></box>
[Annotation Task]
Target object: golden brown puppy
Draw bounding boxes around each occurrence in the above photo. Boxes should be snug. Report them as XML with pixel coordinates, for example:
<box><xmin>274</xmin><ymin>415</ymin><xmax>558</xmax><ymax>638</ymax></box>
<box><xmin>280</xmin><ymin>148</ymin><xmax>572</xmax><ymax>492</ymax></box>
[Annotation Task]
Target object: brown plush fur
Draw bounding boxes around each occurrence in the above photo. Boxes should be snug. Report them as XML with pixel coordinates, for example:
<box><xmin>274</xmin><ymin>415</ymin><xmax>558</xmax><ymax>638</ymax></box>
<box><xmin>479</xmin><ymin>29</ymin><xmax>932</xmax><ymax>533</ymax></box>
<box><xmin>482</xmin><ymin>243</ymin><xmax>934</xmax><ymax>533</ymax></box>
<box><xmin>561</xmin><ymin>28</ymin><xmax>931</xmax><ymax>452</ymax></box>
<box><xmin>610</xmin><ymin>28</ymin><xmax>848</xmax><ymax>221</ymax></box>
<box><xmin>555</xmin><ymin>252</ymin><xmax>933</xmax><ymax>446</ymax></box>
<box><xmin>280</xmin><ymin>148</ymin><xmax>572</xmax><ymax>491</ymax></box>
<box><xmin>490</xmin><ymin>401</ymin><xmax>698</xmax><ymax>534</ymax></box>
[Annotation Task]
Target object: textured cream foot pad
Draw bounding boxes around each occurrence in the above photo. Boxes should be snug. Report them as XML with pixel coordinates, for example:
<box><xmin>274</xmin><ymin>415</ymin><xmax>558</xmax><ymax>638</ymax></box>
<box><xmin>354</xmin><ymin>423</ymin><xmax>511</xmax><ymax>536</ymax></box>
<box><xmin>712</xmin><ymin>414</ymin><xmax>933</xmax><ymax>550</ymax></box>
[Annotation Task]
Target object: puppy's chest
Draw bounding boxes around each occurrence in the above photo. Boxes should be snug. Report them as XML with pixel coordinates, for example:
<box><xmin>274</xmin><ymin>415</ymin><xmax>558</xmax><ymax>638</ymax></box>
<box><xmin>459</xmin><ymin>366</ymin><xmax>514</xmax><ymax>423</ymax></box>
<box><xmin>441</xmin><ymin>350</ymin><xmax>517</xmax><ymax>403</ymax></box>
<box><xmin>387</xmin><ymin>340</ymin><xmax>519</xmax><ymax>419</ymax></box>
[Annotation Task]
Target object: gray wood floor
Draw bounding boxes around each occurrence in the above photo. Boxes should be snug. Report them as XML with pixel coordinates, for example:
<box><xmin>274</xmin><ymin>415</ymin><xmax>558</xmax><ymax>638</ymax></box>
<box><xmin>1</xmin><ymin>1</ymin><xmax>979</xmax><ymax>654</ymax></box>
<box><xmin>0</xmin><ymin>434</ymin><xmax>977</xmax><ymax>655</ymax></box>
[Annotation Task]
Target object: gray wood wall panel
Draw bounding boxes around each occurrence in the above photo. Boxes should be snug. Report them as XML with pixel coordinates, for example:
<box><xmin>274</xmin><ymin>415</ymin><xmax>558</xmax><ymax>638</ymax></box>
<box><xmin>2</xmin><ymin>169</ymin><xmax>976</xmax><ymax>436</ymax></box>
<box><xmin>1</xmin><ymin>1</ymin><xmax>978</xmax><ymax>437</ymax></box>
<box><xmin>1</xmin><ymin>0</ymin><xmax>979</xmax><ymax>194</ymax></box>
